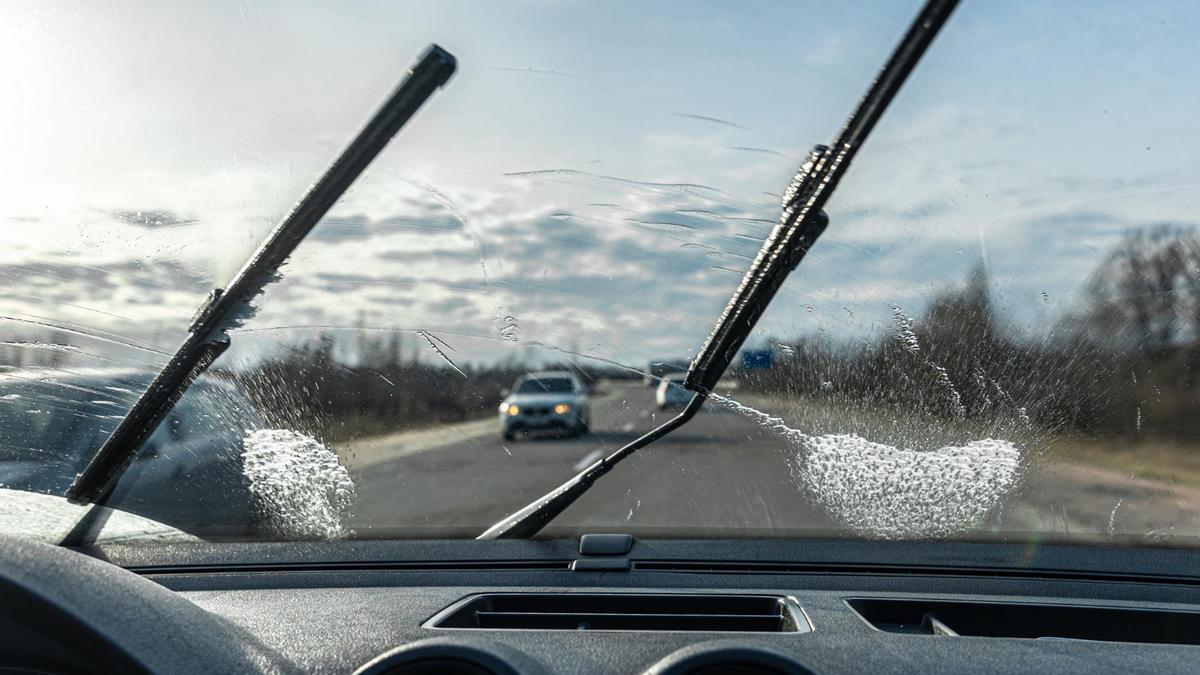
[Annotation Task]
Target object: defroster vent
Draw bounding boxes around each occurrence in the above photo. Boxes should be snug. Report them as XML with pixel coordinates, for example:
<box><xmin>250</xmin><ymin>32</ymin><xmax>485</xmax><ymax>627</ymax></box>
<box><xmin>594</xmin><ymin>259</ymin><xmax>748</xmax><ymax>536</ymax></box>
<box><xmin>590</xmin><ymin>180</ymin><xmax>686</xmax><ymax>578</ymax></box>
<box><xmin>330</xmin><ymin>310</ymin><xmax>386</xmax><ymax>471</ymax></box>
<box><xmin>425</xmin><ymin>593</ymin><xmax>810</xmax><ymax>633</ymax></box>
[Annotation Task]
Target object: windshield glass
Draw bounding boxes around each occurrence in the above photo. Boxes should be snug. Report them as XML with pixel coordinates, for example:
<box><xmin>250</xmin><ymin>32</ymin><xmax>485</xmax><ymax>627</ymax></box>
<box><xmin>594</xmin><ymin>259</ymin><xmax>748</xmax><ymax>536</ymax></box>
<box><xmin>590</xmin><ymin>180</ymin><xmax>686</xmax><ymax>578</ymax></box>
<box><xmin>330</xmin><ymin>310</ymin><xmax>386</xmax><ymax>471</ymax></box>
<box><xmin>650</xmin><ymin>0</ymin><xmax>1200</xmax><ymax>544</ymax></box>
<box><xmin>4</xmin><ymin>1</ymin><xmax>1197</xmax><ymax>549</ymax></box>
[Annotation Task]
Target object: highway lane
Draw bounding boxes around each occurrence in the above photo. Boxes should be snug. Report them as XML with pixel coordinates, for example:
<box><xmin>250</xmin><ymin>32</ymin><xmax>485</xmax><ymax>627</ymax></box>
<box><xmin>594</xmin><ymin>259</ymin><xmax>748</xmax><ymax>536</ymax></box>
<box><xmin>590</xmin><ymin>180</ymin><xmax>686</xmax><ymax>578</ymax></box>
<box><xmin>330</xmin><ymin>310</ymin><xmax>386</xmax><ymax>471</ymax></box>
<box><xmin>344</xmin><ymin>381</ymin><xmax>1200</xmax><ymax>540</ymax></box>
<box><xmin>346</xmin><ymin>382</ymin><xmax>837</xmax><ymax>537</ymax></box>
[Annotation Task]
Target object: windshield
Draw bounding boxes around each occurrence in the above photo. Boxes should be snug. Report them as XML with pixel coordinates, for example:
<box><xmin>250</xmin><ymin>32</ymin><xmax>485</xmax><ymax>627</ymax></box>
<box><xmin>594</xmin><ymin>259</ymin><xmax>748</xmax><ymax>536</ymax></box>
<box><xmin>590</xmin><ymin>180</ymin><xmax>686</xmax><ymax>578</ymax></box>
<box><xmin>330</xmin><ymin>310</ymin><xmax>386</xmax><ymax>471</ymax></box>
<box><xmin>3</xmin><ymin>1</ymin><xmax>1198</xmax><ymax>550</ymax></box>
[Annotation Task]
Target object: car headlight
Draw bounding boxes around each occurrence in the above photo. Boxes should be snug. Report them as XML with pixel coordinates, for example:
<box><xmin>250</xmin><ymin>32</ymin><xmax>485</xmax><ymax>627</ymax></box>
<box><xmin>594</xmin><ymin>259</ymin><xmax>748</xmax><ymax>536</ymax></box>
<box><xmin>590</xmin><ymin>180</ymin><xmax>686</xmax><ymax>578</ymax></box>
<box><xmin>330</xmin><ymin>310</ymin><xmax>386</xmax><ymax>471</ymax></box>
<box><xmin>554</xmin><ymin>403</ymin><xmax>572</xmax><ymax>415</ymax></box>
<box><xmin>506</xmin><ymin>404</ymin><xmax>520</xmax><ymax>416</ymax></box>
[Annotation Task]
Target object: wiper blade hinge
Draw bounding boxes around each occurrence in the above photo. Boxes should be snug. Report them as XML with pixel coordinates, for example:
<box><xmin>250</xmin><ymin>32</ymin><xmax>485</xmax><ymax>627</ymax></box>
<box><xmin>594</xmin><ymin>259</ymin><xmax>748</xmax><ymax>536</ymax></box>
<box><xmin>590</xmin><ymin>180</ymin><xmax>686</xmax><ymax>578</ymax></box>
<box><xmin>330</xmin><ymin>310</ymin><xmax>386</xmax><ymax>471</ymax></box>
<box><xmin>66</xmin><ymin>44</ymin><xmax>458</xmax><ymax>505</ymax></box>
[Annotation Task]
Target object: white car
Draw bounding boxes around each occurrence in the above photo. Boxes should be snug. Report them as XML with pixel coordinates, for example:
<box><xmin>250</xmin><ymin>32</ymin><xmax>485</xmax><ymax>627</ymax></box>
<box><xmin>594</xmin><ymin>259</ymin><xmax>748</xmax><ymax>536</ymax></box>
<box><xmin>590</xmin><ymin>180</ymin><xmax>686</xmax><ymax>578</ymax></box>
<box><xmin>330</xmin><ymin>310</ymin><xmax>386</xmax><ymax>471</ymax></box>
<box><xmin>656</xmin><ymin>373</ymin><xmax>693</xmax><ymax>409</ymax></box>
<box><xmin>500</xmin><ymin>371</ymin><xmax>590</xmax><ymax>440</ymax></box>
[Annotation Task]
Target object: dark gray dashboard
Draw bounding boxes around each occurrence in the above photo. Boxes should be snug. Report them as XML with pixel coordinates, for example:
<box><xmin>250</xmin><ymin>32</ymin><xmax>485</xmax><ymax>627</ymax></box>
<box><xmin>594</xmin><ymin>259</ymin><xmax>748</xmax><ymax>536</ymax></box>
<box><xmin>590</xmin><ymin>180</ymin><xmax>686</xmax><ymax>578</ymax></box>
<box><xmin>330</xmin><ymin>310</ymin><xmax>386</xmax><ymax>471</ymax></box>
<box><xmin>175</xmin><ymin>583</ymin><xmax>1200</xmax><ymax>674</ymax></box>
<box><xmin>6</xmin><ymin>536</ymin><xmax>1200</xmax><ymax>674</ymax></box>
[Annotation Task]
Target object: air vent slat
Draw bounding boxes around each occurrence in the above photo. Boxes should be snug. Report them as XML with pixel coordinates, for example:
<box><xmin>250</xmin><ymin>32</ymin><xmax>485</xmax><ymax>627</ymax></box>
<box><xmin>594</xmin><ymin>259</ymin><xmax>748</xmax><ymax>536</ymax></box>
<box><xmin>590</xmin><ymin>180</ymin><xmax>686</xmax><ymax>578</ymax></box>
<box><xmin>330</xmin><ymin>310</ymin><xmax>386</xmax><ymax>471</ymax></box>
<box><xmin>427</xmin><ymin>593</ymin><xmax>808</xmax><ymax>633</ymax></box>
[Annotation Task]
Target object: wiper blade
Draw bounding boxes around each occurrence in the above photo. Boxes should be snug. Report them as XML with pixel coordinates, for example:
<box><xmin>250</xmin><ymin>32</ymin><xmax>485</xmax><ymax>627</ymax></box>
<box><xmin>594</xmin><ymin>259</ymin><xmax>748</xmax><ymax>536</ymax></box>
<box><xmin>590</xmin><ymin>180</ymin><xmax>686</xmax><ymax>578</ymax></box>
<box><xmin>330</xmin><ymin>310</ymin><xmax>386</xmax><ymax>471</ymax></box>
<box><xmin>66</xmin><ymin>44</ymin><xmax>457</xmax><ymax>505</ymax></box>
<box><xmin>477</xmin><ymin>0</ymin><xmax>957</xmax><ymax>539</ymax></box>
<box><xmin>686</xmin><ymin>0</ymin><xmax>958</xmax><ymax>393</ymax></box>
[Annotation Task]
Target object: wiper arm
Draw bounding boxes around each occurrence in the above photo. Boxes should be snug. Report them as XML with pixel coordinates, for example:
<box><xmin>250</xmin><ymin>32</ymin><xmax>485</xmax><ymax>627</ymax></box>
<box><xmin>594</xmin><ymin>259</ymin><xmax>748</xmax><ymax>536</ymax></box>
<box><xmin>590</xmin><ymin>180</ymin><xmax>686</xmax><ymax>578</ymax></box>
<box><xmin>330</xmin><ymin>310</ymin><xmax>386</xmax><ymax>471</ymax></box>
<box><xmin>66</xmin><ymin>45</ymin><xmax>457</xmax><ymax>505</ymax></box>
<box><xmin>477</xmin><ymin>0</ymin><xmax>957</xmax><ymax>539</ymax></box>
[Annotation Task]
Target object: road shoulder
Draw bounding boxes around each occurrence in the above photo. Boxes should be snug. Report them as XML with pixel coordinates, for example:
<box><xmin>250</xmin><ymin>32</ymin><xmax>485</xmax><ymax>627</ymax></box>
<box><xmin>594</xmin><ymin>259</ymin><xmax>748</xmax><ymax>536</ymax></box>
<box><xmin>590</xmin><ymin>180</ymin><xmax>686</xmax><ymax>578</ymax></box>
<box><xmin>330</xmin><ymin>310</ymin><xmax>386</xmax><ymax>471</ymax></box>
<box><xmin>336</xmin><ymin>417</ymin><xmax>496</xmax><ymax>469</ymax></box>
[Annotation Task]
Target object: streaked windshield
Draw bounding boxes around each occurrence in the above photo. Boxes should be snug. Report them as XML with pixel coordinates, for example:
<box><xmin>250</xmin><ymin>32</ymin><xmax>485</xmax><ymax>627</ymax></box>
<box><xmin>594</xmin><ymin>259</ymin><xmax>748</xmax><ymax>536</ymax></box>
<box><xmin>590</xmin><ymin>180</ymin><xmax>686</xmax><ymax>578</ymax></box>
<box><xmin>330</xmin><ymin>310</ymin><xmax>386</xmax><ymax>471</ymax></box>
<box><xmin>4</xmin><ymin>1</ymin><xmax>1199</xmax><ymax>550</ymax></box>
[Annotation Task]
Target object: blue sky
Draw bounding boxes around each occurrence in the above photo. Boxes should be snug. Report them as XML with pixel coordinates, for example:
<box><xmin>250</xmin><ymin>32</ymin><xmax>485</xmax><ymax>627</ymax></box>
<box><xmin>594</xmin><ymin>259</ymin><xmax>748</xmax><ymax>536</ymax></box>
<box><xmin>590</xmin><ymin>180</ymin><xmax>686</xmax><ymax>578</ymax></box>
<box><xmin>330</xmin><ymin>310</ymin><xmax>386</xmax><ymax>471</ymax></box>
<box><xmin>3</xmin><ymin>1</ymin><xmax>1200</xmax><ymax>370</ymax></box>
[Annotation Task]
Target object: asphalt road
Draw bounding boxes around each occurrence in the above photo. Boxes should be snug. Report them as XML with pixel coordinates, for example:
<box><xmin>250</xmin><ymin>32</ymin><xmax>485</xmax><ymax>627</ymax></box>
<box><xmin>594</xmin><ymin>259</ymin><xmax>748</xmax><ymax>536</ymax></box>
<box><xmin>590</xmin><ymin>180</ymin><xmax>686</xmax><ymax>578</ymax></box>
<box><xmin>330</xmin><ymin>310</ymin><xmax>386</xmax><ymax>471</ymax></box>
<box><xmin>345</xmin><ymin>382</ymin><xmax>1200</xmax><ymax>540</ymax></box>
<box><xmin>347</xmin><ymin>383</ymin><xmax>836</xmax><ymax>537</ymax></box>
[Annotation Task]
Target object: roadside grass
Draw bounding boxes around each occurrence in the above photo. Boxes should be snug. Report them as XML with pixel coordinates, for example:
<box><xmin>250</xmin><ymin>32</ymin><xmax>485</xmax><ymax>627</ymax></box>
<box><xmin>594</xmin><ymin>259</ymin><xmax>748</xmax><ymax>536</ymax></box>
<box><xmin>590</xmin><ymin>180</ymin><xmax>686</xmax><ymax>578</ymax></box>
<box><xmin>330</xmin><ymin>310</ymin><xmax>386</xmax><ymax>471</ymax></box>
<box><xmin>1047</xmin><ymin>436</ymin><xmax>1200</xmax><ymax>488</ymax></box>
<box><xmin>321</xmin><ymin>410</ymin><xmax>493</xmax><ymax>444</ymax></box>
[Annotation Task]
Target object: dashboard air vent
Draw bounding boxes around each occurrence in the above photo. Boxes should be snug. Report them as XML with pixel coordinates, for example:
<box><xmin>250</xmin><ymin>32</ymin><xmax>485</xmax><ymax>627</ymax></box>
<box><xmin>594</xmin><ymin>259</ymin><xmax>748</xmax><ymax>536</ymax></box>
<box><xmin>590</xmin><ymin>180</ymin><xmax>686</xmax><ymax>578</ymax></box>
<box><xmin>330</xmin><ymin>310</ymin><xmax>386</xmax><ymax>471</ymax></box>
<box><xmin>426</xmin><ymin>593</ymin><xmax>808</xmax><ymax>633</ymax></box>
<box><xmin>848</xmin><ymin>598</ymin><xmax>1200</xmax><ymax>645</ymax></box>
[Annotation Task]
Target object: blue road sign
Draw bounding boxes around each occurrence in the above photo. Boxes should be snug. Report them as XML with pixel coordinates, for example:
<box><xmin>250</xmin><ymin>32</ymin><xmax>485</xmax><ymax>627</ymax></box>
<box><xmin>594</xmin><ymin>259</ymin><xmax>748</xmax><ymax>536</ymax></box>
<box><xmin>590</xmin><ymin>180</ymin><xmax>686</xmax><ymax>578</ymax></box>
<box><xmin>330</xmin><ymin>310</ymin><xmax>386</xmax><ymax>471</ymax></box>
<box><xmin>742</xmin><ymin>350</ymin><xmax>774</xmax><ymax>369</ymax></box>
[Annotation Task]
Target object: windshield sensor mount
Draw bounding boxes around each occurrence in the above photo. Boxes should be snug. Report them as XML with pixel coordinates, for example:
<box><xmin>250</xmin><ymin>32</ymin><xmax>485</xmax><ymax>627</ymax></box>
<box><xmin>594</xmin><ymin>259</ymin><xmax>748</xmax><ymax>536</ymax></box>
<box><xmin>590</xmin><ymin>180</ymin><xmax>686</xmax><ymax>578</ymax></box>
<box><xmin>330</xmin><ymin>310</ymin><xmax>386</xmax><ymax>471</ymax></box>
<box><xmin>477</xmin><ymin>0</ymin><xmax>958</xmax><ymax>539</ymax></box>
<box><xmin>66</xmin><ymin>44</ymin><xmax>458</xmax><ymax>505</ymax></box>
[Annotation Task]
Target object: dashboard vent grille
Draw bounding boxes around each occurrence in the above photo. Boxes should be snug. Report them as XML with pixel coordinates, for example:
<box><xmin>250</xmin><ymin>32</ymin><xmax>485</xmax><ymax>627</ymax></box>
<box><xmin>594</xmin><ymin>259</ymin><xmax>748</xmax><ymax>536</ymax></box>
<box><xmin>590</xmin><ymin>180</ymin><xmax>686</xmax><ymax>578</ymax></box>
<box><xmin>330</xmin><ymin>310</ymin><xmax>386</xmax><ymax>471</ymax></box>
<box><xmin>426</xmin><ymin>593</ymin><xmax>807</xmax><ymax>632</ymax></box>
<box><xmin>849</xmin><ymin>598</ymin><xmax>1200</xmax><ymax>645</ymax></box>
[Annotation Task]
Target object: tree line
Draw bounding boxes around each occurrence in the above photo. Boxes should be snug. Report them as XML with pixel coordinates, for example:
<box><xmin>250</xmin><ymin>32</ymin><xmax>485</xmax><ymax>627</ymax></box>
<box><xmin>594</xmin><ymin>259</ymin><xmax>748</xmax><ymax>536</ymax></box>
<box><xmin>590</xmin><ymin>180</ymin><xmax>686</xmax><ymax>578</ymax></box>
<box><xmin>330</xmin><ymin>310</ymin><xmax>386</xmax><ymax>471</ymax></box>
<box><xmin>231</xmin><ymin>329</ymin><xmax>635</xmax><ymax>442</ymax></box>
<box><xmin>742</xmin><ymin>224</ymin><xmax>1200</xmax><ymax>441</ymax></box>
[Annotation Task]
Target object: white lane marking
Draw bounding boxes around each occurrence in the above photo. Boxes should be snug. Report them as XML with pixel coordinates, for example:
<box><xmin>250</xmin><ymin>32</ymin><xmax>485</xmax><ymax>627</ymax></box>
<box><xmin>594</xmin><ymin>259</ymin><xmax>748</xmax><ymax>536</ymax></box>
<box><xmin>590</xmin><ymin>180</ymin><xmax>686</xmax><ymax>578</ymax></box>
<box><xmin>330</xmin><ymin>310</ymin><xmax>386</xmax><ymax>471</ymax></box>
<box><xmin>574</xmin><ymin>449</ymin><xmax>604</xmax><ymax>471</ymax></box>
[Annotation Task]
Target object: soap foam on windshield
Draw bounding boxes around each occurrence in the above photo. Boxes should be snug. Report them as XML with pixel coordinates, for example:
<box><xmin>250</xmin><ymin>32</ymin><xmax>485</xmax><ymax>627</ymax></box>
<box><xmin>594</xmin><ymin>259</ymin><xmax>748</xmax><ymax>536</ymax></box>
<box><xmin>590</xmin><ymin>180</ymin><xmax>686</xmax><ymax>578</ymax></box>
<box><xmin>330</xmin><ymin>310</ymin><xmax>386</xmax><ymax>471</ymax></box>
<box><xmin>715</xmin><ymin>393</ymin><xmax>1021</xmax><ymax>538</ymax></box>
<box><xmin>242</xmin><ymin>429</ymin><xmax>355</xmax><ymax>540</ymax></box>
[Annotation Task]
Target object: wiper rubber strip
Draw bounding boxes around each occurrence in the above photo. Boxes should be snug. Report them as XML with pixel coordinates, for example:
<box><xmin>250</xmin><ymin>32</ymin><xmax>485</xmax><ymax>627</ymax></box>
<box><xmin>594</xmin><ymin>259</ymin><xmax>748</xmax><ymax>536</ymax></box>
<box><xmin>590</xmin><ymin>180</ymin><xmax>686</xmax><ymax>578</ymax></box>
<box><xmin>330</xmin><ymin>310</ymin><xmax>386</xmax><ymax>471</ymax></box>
<box><xmin>66</xmin><ymin>44</ymin><xmax>457</xmax><ymax>505</ymax></box>
<box><xmin>478</xmin><ymin>0</ymin><xmax>958</xmax><ymax>539</ymax></box>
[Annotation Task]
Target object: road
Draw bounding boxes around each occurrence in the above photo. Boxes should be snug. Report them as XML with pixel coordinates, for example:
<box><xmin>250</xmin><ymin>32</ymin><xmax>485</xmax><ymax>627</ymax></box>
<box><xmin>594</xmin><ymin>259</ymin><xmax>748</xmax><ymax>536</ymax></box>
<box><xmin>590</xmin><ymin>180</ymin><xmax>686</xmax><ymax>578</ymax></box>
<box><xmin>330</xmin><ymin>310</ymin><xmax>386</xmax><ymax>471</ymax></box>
<box><xmin>345</xmin><ymin>382</ymin><xmax>1200</xmax><ymax>540</ymax></box>
<box><xmin>346</xmin><ymin>383</ymin><xmax>836</xmax><ymax>538</ymax></box>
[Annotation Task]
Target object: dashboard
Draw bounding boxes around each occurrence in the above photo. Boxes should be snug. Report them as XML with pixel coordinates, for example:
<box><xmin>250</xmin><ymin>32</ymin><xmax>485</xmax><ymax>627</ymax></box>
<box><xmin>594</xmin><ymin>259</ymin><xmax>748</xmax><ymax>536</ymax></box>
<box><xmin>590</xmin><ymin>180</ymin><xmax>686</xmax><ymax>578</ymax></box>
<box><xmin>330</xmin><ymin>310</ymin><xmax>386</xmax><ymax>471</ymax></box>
<box><xmin>3</xmin><ymin>536</ymin><xmax>1200</xmax><ymax>674</ymax></box>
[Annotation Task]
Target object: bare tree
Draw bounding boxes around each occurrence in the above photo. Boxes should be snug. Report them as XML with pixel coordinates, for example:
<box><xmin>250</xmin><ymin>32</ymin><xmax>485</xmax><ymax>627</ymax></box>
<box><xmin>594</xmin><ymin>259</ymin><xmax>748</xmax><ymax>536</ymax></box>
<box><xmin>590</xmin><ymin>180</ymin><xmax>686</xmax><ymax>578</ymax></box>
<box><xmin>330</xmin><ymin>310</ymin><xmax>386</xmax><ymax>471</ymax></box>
<box><xmin>1076</xmin><ymin>225</ymin><xmax>1196</xmax><ymax>355</ymax></box>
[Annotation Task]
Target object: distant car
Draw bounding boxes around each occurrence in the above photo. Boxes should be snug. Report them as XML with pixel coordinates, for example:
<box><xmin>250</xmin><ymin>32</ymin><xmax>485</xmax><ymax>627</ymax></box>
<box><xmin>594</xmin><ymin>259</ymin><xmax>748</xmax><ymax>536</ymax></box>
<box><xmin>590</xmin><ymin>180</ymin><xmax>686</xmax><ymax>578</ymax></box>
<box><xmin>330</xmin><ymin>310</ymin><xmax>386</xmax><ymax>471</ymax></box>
<box><xmin>655</xmin><ymin>373</ymin><xmax>692</xmax><ymax>409</ymax></box>
<box><xmin>0</xmin><ymin>369</ymin><xmax>265</xmax><ymax>538</ymax></box>
<box><xmin>500</xmin><ymin>371</ymin><xmax>590</xmax><ymax>440</ymax></box>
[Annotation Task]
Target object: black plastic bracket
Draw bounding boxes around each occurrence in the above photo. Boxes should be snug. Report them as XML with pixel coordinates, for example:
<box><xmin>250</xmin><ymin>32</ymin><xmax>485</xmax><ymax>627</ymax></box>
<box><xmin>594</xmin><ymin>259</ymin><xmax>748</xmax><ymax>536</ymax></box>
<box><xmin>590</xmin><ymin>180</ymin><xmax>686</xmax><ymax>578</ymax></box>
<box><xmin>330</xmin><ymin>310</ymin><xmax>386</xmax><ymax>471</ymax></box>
<box><xmin>579</xmin><ymin>534</ymin><xmax>633</xmax><ymax>556</ymax></box>
<box><xmin>571</xmin><ymin>533</ymin><xmax>634</xmax><ymax>571</ymax></box>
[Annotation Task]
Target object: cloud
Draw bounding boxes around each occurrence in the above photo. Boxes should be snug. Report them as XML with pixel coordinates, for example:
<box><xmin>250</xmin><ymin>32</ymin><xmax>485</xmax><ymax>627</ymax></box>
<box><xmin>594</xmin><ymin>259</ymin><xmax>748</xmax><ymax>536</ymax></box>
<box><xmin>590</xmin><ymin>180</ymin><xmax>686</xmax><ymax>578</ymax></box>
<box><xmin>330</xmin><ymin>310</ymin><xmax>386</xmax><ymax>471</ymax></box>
<box><xmin>427</xmin><ymin>297</ymin><xmax>475</xmax><ymax>315</ymax></box>
<box><xmin>309</xmin><ymin>212</ymin><xmax>464</xmax><ymax>244</ymax></box>
<box><xmin>373</xmin><ymin>248</ymin><xmax>480</xmax><ymax>264</ymax></box>
<box><xmin>1020</xmin><ymin>210</ymin><xmax>1123</xmax><ymax>228</ymax></box>
<box><xmin>110</xmin><ymin>209</ymin><xmax>197</xmax><ymax>228</ymax></box>
<box><xmin>0</xmin><ymin>262</ymin><xmax>116</xmax><ymax>290</ymax></box>
<box><xmin>10</xmin><ymin>153</ymin><xmax>1199</xmax><ymax>373</ymax></box>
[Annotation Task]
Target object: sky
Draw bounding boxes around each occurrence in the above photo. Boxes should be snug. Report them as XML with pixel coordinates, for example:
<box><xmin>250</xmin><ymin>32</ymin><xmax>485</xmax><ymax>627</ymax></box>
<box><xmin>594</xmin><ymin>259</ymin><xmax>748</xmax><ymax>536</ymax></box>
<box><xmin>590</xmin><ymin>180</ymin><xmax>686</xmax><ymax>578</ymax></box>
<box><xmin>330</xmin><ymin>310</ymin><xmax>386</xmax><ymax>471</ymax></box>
<box><xmin>3</xmin><ymin>0</ymin><xmax>1200</xmax><ymax>373</ymax></box>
